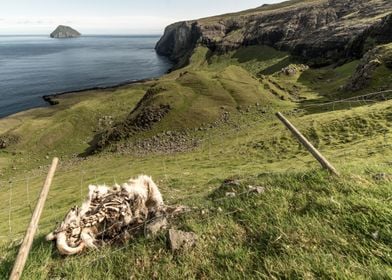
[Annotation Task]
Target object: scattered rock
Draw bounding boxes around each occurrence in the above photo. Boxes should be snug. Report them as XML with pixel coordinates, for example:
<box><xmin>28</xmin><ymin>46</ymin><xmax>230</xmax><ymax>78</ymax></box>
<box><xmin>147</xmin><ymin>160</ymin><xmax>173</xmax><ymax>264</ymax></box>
<box><xmin>372</xmin><ymin>173</ymin><xmax>391</xmax><ymax>182</ymax></box>
<box><xmin>145</xmin><ymin>216</ymin><xmax>168</xmax><ymax>237</ymax></box>
<box><xmin>225</xmin><ymin>192</ymin><xmax>236</xmax><ymax>197</ymax></box>
<box><xmin>248</xmin><ymin>185</ymin><xmax>266</xmax><ymax>194</ymax></box>
<box><xmin>223</xmin><ymin>178</ymin><xmax>240</xmax><ymax>187</ymax></box>
<box><xmin>116</xmin><ymin>130</ymin><xmax>201</xmax><ymax>156</ymax></box>
<box><xmin>168</xmin><ymin>229</ymin><xmax>197</xmax><ymax>252</ymax></box>
<box><xmin>97</xmin><ymin>116</ymin><xmax>114</xmax><ymax>131</ymax></box>
<box><xmin>42</xmin><ymin>95</ymin><xmax>59</xmax><ymax>105</ymax></box>
<box><xmin>279</xmin><ymin>64</ymin><xmax>309</xmax><ymax>76</ymax></box>
<box><xmin>0</xmin><ymin>134</ymin><xmax>20</xmax><ymax>149</ymax></box>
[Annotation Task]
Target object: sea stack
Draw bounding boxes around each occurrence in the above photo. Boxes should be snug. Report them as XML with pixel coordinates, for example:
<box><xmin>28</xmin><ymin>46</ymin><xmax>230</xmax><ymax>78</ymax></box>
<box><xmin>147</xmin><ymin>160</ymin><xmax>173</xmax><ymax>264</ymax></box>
<box><xmin>50</xmin><ymin>25</ymin><xmax>81</xmax><ymax>38</ymax></box>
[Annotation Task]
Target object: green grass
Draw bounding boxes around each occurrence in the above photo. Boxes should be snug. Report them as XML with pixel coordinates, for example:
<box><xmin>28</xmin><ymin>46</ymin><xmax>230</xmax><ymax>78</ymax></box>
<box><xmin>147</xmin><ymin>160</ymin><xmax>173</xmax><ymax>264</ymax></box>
<box><xmin>0</xmin><ymin>84</ymin><xmax>150</xmax><ymax>173</ymax></box>
<box><xmin>207</xmin><ymin>45</ymin><xmax>291</xmax><ymax>76</ymax></box>
<box><xmin>0</xmin><ymin>43</ymin><xmax>392</xmax><ymax>279</ymax></box>
<box><xmin>1</xmin><ymin>99</ymin><xmax>391</xmax><ymax>278</ymax></box>
<box><xmin>1</xmin><ymin>169</ymin><xmax>391</xmax><ymax>279</ymax></box>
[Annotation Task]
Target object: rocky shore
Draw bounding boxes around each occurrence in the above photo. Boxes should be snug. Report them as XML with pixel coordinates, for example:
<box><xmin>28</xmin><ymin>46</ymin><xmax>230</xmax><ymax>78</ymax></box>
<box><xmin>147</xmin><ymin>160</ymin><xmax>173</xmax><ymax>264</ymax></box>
<box><xmin>42</xmin><ymin>78</ymin><xmax>157</xmax><ymax>105</ymax></box>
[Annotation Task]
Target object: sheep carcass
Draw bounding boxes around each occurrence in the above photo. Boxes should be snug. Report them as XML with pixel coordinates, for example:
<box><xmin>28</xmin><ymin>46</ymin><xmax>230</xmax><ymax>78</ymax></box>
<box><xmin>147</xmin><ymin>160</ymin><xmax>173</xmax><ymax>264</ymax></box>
<box><xmin>46</xmin><ymin>175</ymin><xmax>164</xmax><ymax>255</ymax></box>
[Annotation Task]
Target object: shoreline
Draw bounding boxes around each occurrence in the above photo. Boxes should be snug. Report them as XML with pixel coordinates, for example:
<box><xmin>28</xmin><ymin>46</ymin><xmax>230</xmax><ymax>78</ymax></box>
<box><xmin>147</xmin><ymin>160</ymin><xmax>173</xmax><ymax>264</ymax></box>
<box><xmin>0</xmin><ymin>34</ymin><xmax>173</xmax><ymax>119</ymax></box>
<box><xmin>0</xmin><ymin>77</ymin><xmax>161</xmax><ymax>119</ymax></box>
<box><xmin>42</xmin><ymin>77</ymin><xmax>159</xmax><ymax>105</ymax></box>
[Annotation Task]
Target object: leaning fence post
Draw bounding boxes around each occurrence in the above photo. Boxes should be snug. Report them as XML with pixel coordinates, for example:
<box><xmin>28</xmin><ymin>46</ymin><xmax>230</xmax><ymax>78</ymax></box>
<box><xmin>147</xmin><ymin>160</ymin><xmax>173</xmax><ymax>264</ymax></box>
<box><xmin>276</xmin><ymin>112</ymin><xmax>340</xmax><ymax>176</ymax></box>
<box><xmin>9</xmin><ymin>157</ymin><xmax>59</xmax><ymax>280</ymax></box>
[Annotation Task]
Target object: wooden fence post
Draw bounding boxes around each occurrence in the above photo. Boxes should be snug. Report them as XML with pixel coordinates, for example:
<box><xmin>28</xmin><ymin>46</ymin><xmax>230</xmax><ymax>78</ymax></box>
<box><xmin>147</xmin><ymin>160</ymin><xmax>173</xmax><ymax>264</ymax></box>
<box><xmin>9</xmin><ymin>157</ymin><xmax>59</xmax><ymax>280</ymax></box>
<box><xmin>276</xmin><ymin>112</ymin><xmax>340</xmax><ymax>176</ymax></box>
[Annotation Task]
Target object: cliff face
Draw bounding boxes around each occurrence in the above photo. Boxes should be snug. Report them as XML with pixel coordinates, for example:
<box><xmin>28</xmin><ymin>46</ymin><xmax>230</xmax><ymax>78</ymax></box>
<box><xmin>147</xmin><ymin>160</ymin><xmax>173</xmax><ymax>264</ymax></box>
<box><xmin>156</xmin><ymin>0</ymin><xmax>392</xmax><ymax>66</ymax></box>
<box><xmin>50</xmin><ymin>25</ymin><xmax>81</xmax><ymax>38</ymax></box>
<box><xmin>347</xmin><ymin>14</ymin><xmax>392</xmax><ymax>58</ymax></box>
<box><xmin>155</xmin><ymin>22</ymin><xmax>198</xmax><ymax>61</ymax></box>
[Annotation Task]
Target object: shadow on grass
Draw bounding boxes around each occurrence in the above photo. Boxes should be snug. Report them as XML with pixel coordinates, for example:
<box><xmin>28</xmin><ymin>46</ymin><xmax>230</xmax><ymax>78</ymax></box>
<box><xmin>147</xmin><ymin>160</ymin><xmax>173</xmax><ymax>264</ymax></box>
<box><xmin>0</xmin><ymin>234</ymin><xmax>60</xmax><ymax>278</ymax></box>
<box><xmin>295</xmin><ymin>67</ymin><xmax>390</xmax><ymax>114</ymax></box>
<box><xmin>260</xmin><ymin>57</ymin><xmax>294</xmax><ymax>75</ymax></box>
<box><xmin>232</xmin><ymin>46</ymin><xmax>287</xmax><ymax>64</ymax></box>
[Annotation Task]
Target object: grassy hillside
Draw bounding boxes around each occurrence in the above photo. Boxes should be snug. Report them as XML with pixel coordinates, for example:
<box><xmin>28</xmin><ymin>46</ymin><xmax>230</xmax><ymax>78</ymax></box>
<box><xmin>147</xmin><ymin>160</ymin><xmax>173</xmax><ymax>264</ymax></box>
<box><xmin>0</xmin><ymin>42</ymin><xmax>391</xmax><ymax>279</ymax></box>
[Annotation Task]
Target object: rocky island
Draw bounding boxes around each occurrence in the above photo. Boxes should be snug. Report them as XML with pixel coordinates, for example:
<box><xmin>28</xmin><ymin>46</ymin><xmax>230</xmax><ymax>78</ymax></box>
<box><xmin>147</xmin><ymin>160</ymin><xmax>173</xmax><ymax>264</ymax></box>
<box><xmin>50</xmin><ymin>25</ymin><xmax>81</xmax><ymax>38</ymax></box>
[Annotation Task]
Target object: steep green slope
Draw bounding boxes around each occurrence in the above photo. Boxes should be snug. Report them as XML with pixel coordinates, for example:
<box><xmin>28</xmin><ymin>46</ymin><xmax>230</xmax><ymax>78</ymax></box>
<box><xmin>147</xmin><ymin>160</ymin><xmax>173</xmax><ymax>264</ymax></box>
<box><xmin>0</xmin><ymin>84</ymin><xmax>150</xmax><ymax>173</ymax></box>
<box><xmin>0</xmin><ymin>25</ymin><xmax>391</xmax><ymax>280</ymax></box>
<box><xmin>92</xmin><ymin>46</ymin><xmax>293</xmax><ymax>152</ymax></box>
<box><xmin>0</xmin><ymin>98</ymin><xmax>391</xmax><ymax>278</ymax></box>
<box><xmin>1</xmin><ymin>42</ymin><xmax>391</xmax><ymax>169</ymax></box>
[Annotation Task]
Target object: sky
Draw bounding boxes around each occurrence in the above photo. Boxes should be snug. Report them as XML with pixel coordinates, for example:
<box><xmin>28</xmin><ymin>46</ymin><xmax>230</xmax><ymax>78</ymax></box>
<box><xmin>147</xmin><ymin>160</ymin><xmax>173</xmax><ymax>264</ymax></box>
<box><xmin>0</xmin><ymin>0</ymin><xmax>283</xmax><ymax>35</ymax></box>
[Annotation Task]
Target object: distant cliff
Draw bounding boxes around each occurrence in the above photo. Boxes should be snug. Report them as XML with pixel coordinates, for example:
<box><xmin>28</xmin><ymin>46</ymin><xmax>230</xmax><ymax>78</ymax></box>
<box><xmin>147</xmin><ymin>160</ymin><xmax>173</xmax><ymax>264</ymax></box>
<box><xmin>156</xmin><ymin>0</ymin><xmax>392</xmax><ymax>66</ymax></box>
<box><xmin>50</xmin><ymin>25</ymin><xmax>81</xmax><ymax>38</ymax></box>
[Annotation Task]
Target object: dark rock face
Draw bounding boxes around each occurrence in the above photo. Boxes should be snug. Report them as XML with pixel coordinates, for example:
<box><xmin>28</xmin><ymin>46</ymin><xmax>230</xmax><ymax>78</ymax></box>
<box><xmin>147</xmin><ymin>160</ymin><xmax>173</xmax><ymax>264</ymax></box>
<box><xmin>345</xmin><ymin>50</ymin><xmax>383</xmax><ymax>91</ymax></box>
<box><xmin>156</xmin><ymin>0</ymin><xmax>392</xmax><ymax>66</ymax></box>
<box><xmin>50</xmin><ymin>25</ymin><xmax>81</xmax><ymax>38</ymax></box>
<box><xmin>347</xmin><ymin>14</ymin><xmax>392</xmax><ymax>58</ymax></box>
<box><xmin>155</xmin><ymin>22</ymin><xmax>199</xmax><ymax>62</ymax></box>
<box><xmin>345</xmin><ymin>43</ymin><xmax>392</xmax><ymax>91</ymax></box>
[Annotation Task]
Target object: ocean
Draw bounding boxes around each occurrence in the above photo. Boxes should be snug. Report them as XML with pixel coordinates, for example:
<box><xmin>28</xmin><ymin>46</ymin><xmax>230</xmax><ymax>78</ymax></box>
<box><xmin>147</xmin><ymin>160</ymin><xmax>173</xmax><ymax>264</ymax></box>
<box><xmin>0</xmin><ymin>35</ymin><xmax>172</xmax><ymax>118</ymax></box>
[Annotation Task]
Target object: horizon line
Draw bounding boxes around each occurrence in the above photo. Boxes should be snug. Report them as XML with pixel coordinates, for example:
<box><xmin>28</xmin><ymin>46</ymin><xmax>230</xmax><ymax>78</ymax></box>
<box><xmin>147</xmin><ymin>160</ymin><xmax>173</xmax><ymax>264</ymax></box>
<box><xmin>0</xmin><ymin>33</ymin><xmax>163</xmax><ymax>36</ymax></box>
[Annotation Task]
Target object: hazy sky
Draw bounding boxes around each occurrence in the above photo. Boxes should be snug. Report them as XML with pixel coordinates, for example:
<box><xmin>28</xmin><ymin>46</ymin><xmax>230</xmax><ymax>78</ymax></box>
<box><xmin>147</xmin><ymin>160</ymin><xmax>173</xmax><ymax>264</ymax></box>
<box><xmin>0</xmin><ymin>0</ymin><xmax>283</xmax><ymax>35</ymax></box>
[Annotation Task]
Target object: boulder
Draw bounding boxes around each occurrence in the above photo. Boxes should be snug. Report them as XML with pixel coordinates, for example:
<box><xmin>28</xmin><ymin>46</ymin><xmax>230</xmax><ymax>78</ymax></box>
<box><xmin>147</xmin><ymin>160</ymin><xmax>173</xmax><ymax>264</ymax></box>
<box><xmin>168</xmin><ymin>229</ymin><xmax>197</xmax><ymax>251</ymax></box>
<box><xmin>145</xmin><ymin>216</ymin><xmax>168</xmax><ymax>237</ymax></box>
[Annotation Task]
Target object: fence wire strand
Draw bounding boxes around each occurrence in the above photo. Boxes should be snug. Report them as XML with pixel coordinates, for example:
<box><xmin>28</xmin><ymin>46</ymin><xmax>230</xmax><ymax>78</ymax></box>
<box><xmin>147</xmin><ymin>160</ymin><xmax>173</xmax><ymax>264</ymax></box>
<box><xmin>0</xmin><ymin>89</ymin><xmax>391</xmax><ymax>251</ymax></box>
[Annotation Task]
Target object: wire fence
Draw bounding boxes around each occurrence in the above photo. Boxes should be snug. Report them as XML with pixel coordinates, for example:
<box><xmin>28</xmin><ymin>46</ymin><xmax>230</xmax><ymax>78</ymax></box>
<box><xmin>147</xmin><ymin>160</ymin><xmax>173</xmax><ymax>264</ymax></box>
<box><xmin>301</xmin><ymin>89</ymin><xmax>392</xmax><ymax>108</ymax></box>
<box><xmin>86</xmin><ymin>180</ymin><xmax>263</xmax><ymax>265</ymax></box>
<box><xmin>0</xmin><ymin>90</ymin><xmax>391</xmax><ymax>270</ymax></box>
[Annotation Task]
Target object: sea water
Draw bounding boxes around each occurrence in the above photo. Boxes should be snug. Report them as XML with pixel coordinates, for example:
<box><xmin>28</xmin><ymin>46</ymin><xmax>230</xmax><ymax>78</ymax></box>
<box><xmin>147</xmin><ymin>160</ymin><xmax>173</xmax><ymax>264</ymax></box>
<box><xmin>0</xmin><ymin>35</ymin><xmax>172</xmax><ymax>118</ymax></box>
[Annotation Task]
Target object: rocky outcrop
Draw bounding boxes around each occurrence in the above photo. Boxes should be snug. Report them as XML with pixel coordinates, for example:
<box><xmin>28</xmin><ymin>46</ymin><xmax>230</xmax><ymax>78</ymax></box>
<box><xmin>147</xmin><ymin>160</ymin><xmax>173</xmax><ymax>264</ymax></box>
<box><xmin>345</xmin><ymin>43</ymin><xmax>392</xmax><ymax>91</ymax></box>
<box><xmin>278</xmin><ymin>64</ymin><xmax>309</xmax><ymax>76</ymax></box>
<box><xmin>156</xmin><ymin>0</ymin><xmax>392</xmax><ymax>66</ymax></box>
<box><xmin>90</xmin><ymin>86</ymin><xmax>172</xmax><ymax>152</ymax></box>
<box><xmin>50</xmin><ymin>25</ymin><xmax>81</xmax><ymax>38</ymax></box>
<box><xmin>347</xmin><ymin>14</ymin><xmax>392</xmax><ymax>58</ymax></box>
<box><xmin>345</xmin><ymin>50</ymin><xmax>383</xmax><ymax>91</ymax></box>
<box><xmin>0</xmin><ymin>134</ymin><xmax>19</xmax><ymax>149</ymax></box>
<box><xmin>155</xmin><ymin>22</ymin><xmax>200</xmax><ymax>64</ymax></box>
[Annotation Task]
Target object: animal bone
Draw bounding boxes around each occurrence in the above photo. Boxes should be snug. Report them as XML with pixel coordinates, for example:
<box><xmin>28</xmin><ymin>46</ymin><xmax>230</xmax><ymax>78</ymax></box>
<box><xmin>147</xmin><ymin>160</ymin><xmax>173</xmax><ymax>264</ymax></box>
<box><xmin>56</xmin><ymin>232</ymin><xmax>85</xmax><ymax>255</ymax></box>
<box><xmin>81</xmin><ymin>227</ymin><xmax>98</xmax><ymax>249</ymax></box>
<box><xmin>47</xmin><ymin>175</ymin><xmax>165</xmax><ymax>255</ymax></box>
